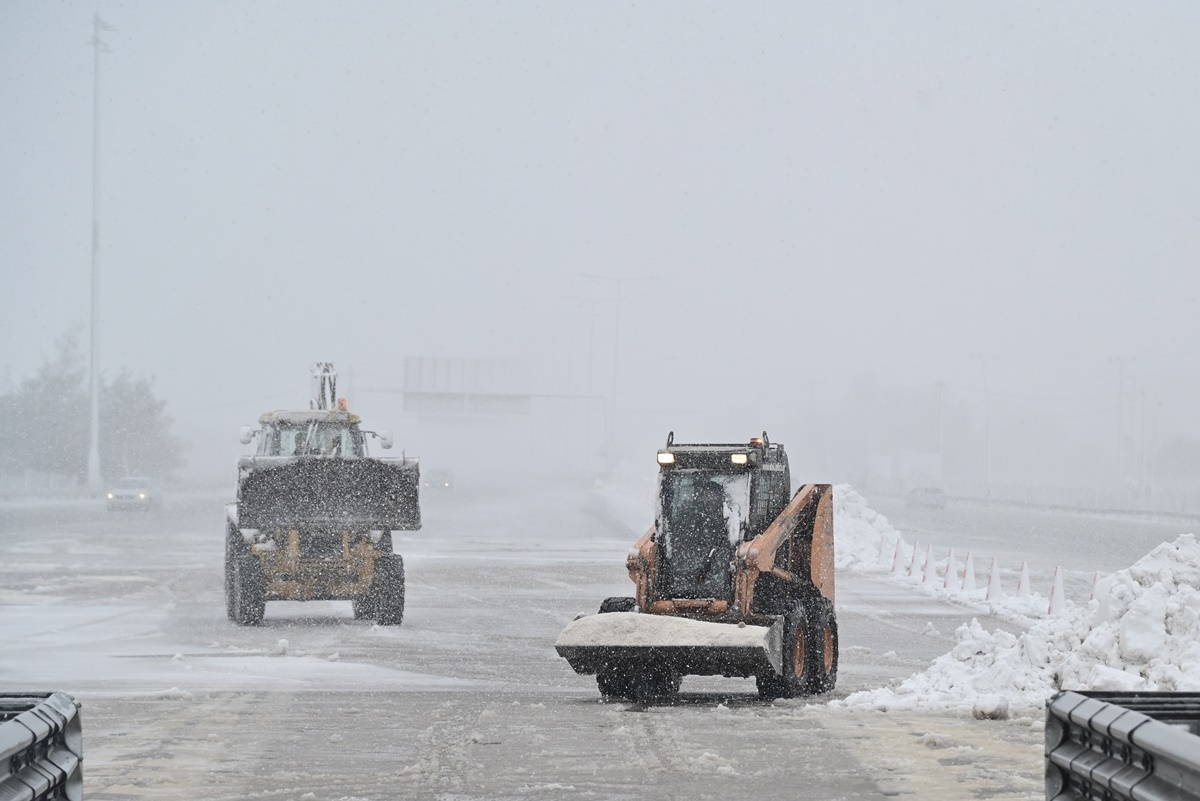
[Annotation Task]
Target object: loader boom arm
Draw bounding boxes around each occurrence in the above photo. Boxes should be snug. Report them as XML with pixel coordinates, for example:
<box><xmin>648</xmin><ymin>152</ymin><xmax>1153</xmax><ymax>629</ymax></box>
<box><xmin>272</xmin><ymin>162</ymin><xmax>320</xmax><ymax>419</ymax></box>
<box><xmin>626</xmin><ymin>526</ymin><xmax>657</xmax><ymax>611</ymax></box>
<box><xmin>734</xmin><ymin>483</ymin><xmax>834</xmax><ymax>614</ymax></box>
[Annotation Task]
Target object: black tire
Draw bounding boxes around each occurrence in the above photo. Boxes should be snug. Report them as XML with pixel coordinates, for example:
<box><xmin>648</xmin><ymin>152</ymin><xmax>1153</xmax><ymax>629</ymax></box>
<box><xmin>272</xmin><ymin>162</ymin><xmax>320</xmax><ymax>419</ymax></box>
<box><xmin>373</xmin><ymin>554</ymin><xmax>405</xmax><ymax>626</ymax></box>
<box><xmin>597</xmin><ymin>668</ymin><xmax>634</xmax><ymax>700</ymax></box>
<box><xmin>597</xmin><ymin>663</ymin><xmax>680</xmax><ymax>703</ymax></box>
<box><xmin>629</xmin><ymin>668</ymin><xmax>681</xmax><ymax>703</ymax></box>
<box><xmin>231</xmin><ymin>555</ymin><xmax>266</xmax><ymax>626</ymax></box>
<box><xmin>351</xmin><ymin>594</ymin><xmax>378</xmax><ymax>620</ymax></box>
<box><xmin>812</xmin><ymin>602</ymin><xmax>839</xmax><ymax>694</ymax></box>
<box><xmin>598</xmin><ymin>596</ymin><xmax>637</xmax><ymax>614</ymax></box>
<box><xmin>224</xmin><ymin>523</ymin><xmax>243</xmax><ymax>621</ymax></box>
<box><xmin>756</xmin><ymin>599</ymin><xmax>832</xmax><ymax>700</ymax></box>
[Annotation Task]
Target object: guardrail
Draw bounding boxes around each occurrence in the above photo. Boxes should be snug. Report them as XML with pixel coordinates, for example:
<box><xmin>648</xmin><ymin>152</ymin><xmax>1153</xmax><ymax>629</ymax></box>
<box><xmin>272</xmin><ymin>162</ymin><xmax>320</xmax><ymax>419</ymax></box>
<box><xmin>0</xmin><ymin>692</ymin><xmax>82</xmax><ymax>801</ymax></box>
<box><xmin>1045</xmin><ymin>690</ymin><xmax>1200</xmax><ymax>801</ymax></box>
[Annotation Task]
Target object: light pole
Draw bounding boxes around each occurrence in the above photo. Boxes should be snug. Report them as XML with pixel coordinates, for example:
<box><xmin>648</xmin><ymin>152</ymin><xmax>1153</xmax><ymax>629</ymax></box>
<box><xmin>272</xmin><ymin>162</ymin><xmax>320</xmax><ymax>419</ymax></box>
<box><xmin>580</xmin><ymin>274</ymin><xmax>656</xmax><ymax>469</ymax></box>
<box><xmin>972</xmin><ymin>355</ymin><xmax>991</xmax><ymax>498</ymax></box>
<box><xmin>560</xmin><ymin>295</ymin><xmax>600</xmax><ymax>473</ymax></box>
<box><xmin>86</xmin><ymin>15</ymin><xmax>114</xmax><ymax>493</ymax></box>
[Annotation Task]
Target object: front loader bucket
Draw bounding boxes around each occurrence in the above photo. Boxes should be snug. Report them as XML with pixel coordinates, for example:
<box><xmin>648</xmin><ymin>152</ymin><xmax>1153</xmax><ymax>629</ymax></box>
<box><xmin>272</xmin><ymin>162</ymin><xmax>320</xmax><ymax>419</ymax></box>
<box><xmin>555</xmin><ymin>612</ymin><xmax>783</xmax><ymax>679</ymax></box>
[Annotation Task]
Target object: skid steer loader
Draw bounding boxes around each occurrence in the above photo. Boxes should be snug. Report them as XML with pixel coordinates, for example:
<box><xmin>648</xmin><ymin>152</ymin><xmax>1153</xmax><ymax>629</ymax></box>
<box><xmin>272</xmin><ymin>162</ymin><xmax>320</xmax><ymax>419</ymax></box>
<box><xmin>556</xmin><ymin>432</ymin><xmax>837</xmax><ymax>701</ymax></box>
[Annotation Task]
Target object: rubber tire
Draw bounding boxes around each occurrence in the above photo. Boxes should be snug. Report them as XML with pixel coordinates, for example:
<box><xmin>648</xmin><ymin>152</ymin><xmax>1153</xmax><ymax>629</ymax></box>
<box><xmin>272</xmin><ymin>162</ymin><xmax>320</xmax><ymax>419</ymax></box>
<box><xmin>597</xmin><ymin>664</ymin><xmax>680</xmax><ymax>703</ymax></box>
<box><xmin>224</xmin><ymin>523</ymin><xmax>244</xmax><ymax>621</ymax></box>
<box><xmin>812</xmin><ymin>603</ymin><xmax>839</xmax><ymax>694</ymax></box>
<box><xmin>351</xmin><ymin>594</ymin><xmax>377</xmax><ymax>620</ymax></box>
<box><xmin>598</xmin><ymin>596</ymin><xmax>636</xmax><ymax>614</ymax></box>
<box><xmin>629</xmin><ymin>668</ymin><xmax>682</xmax><ymax>703</ymax></box>
<box><xmin>352</xmin><ymin>538</ymin><xmax>394</xmax><ymax>620</ymax></box>
<box><xmin>373</xmin><ymin>554</ymin><xmax>405</xmax><ymax>626</ymax></box>
<box><xmin>756</xmin><ymin>599</ymin><xmax>828</xmax><ymax>700</ymax></box>
<box><xmin>597</xmin><ymin>669</ymin><xmax>634</xmax><ymax>700</ymax></box>
<box><xmin>231</xmin><ymin>555</ymin><xmax>266</xmax><ymax>626</ymax></box>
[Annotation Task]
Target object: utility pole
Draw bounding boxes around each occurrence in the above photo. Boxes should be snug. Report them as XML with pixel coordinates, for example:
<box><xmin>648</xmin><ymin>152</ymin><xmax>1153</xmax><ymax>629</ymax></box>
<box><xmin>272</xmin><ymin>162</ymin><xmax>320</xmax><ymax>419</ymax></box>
<box><xmin>972</xmin><ymin>355</ymin><xmax>992</xmax><ymax>498</ymax></box>
<box><xmin>935</xmin><ymin>380</ymin><xmax>945</xmax><ymax>466</ymax></box>
<box><xmin>581</xmin><ymin>274</ymin><xmax>656</xmax><ymax>469</ymax></box>
<box><xmin>560</xmin><ymin>295</ymin><xmax>601</xmax><ymax>475</ymax></box>
<box><xmin>1109</xmin><ymin>355</ymin><xmax>1134</xmax><ymax>501</ymax></box>
<box><xmin>1138</xmin><ymin>388</ymin><xmax>1148</xmax><ymax>506</ymax></box>
<box><xmin>86</xmin><ymin>15</ymin><xmax>114</xmax><ymax>494</ymax></box>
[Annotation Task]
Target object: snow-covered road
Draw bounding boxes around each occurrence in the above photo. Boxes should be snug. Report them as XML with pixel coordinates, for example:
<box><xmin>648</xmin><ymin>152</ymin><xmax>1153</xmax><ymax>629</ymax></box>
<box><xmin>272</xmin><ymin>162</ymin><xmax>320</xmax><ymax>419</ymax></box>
<box><xmin>0</xmin><ymin>484</ymin><xmax>1075</xmax><ymax>799</ymax></box>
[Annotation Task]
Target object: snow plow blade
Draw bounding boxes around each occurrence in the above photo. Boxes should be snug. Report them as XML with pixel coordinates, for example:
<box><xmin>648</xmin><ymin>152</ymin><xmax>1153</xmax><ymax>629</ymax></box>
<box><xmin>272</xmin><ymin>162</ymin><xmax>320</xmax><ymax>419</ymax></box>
<box><xmin>555</xmin><ymin>612</ymin><xmax>783</xmax><ymax>678</ymax></box>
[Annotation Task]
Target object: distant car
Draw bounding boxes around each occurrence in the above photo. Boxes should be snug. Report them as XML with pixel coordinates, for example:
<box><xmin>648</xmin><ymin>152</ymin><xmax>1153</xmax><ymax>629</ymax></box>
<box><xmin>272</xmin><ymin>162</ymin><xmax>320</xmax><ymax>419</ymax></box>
<box><xmin>907</xmin><ymin>487</ymin><xmax>947</xmax><ymax>510</ymax></box>
<box><xmin>423</xmin><ymin>469</ymin><xmax>454</xmax><ymax>491</ymax></box>
<box><xmin>106</xmin><ymin>476</ymin><xmax>161</xmax><ymax>511</ymax></box>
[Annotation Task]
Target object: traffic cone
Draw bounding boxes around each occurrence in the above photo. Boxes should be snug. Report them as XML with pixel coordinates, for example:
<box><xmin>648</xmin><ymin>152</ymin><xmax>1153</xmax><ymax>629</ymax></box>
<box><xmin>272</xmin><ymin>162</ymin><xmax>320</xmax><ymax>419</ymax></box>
<box><xmin>922</xmin><ymin>544</ymin><xmax>936</xmax><ymax>584</ymax></box>
<box><xmin>1017</xmin><ymin>561</ymin><xmax>1030</xmax><ymax>598</ymax></box>
<box><xmin>943</xmin><ymin>548</ymin><xmax>957</xmax><ymax>590</ymax></box>
<box><xmin>908</xmin><ymin>541</ymin><xmax>921</xmax><ymax>578</ymax></box>
<box><xmin>986</xmin><ymin>557</ymin><xmax>1001</xmax><ymax>601</ymax></box>
<box><xmin>962</xmin><ymin>552</ymin><xmax>977</xmax><ymax>592</ymax></box>
<box><xmin>1048</xmin><ymin>566</ymin><xmax>1065</xmax><ymax>615</ymax></box>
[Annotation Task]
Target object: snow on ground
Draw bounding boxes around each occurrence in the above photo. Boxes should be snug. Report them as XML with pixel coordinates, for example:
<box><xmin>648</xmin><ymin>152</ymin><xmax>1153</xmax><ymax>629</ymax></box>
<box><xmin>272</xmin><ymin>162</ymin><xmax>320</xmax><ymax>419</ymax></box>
<box><xmin>836</xmin><ymin>530</ymin><xmax>1200</xmax><ymax>717</ymax></box>
<box><xmin>779</xmin><ymin>484</ymin><xmax>1200</xmax><ymax>718</ymax></box>
<box><xmin>833</xmin><ymin>483</ymin><xmax>1054</xmax><ymax>623</ymax></box>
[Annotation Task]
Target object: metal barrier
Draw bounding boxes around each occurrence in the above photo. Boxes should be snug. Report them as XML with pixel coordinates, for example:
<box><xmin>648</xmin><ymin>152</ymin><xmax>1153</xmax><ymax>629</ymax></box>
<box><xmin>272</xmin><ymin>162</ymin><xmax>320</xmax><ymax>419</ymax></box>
<box><xmin>0</xmin><ymin>692</ymin><xmax>82</xmax><ymax>801</ymax></box>
<box><xmin>1046</xmin><ymin>690</ymin><xmax>1200</xmax><ymax>801</ymax></box>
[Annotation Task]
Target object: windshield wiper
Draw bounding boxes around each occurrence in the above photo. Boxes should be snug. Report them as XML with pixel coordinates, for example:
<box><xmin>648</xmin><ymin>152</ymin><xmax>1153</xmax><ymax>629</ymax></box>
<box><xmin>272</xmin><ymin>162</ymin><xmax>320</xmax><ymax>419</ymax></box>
<box><xmin>695</xmin><ymin>546</ymin><xmax>719</xmax><ymax>584</ymax></box>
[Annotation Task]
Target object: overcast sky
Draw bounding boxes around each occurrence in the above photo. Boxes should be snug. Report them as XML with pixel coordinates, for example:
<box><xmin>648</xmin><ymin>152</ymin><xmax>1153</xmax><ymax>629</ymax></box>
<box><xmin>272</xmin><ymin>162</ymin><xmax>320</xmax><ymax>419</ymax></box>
<box><xmin>2</xmin><ymin>2</ymin><xmax>1198</xmax><ymax>487</ymax></box>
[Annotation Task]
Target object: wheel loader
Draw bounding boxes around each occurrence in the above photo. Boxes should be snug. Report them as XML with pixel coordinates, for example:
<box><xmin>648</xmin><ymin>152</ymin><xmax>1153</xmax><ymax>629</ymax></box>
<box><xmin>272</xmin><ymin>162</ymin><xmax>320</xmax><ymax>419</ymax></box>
<box><xmin>224</xmin><ymin>363</ymin><xmax>420</xmax><ymax>626</ymax></box>
<box><xmin>555</xmin><ymin>432</ymin><xmax>837</xmax><ymax>701</ymax></box>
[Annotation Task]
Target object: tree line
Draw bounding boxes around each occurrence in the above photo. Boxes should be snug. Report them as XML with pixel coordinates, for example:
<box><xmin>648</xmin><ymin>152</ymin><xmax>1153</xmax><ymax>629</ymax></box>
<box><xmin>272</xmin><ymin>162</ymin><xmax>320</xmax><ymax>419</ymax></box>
<box><xmin>0</xmin><ymin>329</ymin><xmax>185</xmax><ymax>484</ymax></box>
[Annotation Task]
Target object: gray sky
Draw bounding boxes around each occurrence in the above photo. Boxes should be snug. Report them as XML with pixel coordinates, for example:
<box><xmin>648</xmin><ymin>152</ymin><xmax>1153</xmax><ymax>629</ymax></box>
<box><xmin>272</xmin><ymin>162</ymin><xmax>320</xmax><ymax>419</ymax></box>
<box><xmin>2</xmin><ymin>2</ymin><xmax>1198</xmax><ymax>487</ymax></box>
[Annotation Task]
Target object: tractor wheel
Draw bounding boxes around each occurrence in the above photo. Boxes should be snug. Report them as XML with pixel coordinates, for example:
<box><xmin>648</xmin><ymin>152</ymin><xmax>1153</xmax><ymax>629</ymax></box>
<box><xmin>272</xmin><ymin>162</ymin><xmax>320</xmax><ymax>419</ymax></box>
<box><xmin>596</xmin><ymin>668</ymin><xmax>634</xmax><ymax>700</ymax></box>
<box><xmin>598</xmin><ymin>596</ymin><xmax>636</xmax><ymax>614</ymax></box>
<box><xmin>373</xmin><ymin>554</ymin><xmax>405</xmax><ymax>626</ymax></box>
<box><xmin>231</xmin><ymin>555</ymin><xmax>266</xmax><ymax>626</ymax></box>
<box><xmin>351</xmin><ymin>594</ymin><xmax>377</xmax><ymax>620</ymax></box>
<box><xmin>756</xmin><ymin>599</ymin><xmax>830</xmax><ymax>700</ymax></box>
<box><xmin>811</xmin><ymin>601</ymin><xmax>839</xmax><ymax>694</ymax></box>
<box><xmin>629</xmin><ymin>668</ymin><xmax>681</xmax><ymax>703</ymax></box>
<box><xmin>224</xmin><ymin>523</ymin><xmax>246</xmax><ymax>621</ymax></box>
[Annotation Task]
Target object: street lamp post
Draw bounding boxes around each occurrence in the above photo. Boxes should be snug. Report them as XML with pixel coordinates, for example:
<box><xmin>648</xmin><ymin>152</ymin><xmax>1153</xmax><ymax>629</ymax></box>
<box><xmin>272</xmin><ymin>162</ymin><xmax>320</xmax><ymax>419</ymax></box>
<box><xmin>86</xmin><ymin>15</ymin><xmax>113</xmax><ymax>493</ymax></box>
<box><xmin>972</xmin><ymin>354</ymin><xmax>991</xmax><ymax>499</ymax></box>
<box><xmin>581</xmin><ymin>274</ymin><xmax>656</xmax><ymax>469</ymax></box>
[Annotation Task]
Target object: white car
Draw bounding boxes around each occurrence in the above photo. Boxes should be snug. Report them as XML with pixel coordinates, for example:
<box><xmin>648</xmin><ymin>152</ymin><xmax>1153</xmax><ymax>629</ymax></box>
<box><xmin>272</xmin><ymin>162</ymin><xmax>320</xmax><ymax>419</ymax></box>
<box><xmin>106</xmin><ymin>476</ymin><xmax>161</xmax><ymax>511</ymax></box>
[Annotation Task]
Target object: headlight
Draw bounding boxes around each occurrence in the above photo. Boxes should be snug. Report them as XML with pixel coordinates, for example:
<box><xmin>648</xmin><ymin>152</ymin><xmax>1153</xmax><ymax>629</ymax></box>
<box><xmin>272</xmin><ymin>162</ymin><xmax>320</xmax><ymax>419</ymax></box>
<box><xmin>139</xmin><ymin>493</ymin><xmax>146</xmax><ymax>499</ymax></box>
<box><xmin>730</xmin><ymin>453</ymin><xmax>748</xmax><ymax>465</ymax></box>
<box><xmin>657</xmin><ymin>452</ymin><xmax>675</xmax><ymax>465</ymax></box>
<box><xmin>107</xmin><ymin>493</ymin><xmax>113</xmax><ymax>499</ymax></box>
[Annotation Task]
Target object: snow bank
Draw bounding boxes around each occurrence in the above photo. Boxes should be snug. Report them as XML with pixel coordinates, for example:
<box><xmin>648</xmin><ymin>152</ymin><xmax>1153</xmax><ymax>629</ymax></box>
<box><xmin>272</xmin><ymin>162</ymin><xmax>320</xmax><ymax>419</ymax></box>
<box><xmin>837</xmin><ymin>534</ymin><xmax>1200</xmax><ymax>716</ymax></box>
<box><xmin>832</xmin><ymin>483</ymin><xmax>904</xmax><ymax>571</ymax></box>
<box><xmin>832</xmin><ymin>484</ymin><xmax>1056</xmax><ymax>623</ymax></box>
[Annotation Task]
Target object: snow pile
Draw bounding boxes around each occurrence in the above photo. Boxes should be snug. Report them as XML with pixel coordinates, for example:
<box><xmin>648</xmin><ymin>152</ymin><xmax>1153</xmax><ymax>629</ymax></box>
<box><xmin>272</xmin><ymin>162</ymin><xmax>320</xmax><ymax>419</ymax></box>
<box><xmin>837</xmin><ymin>534</ymin><xmax>1200</xmax><ymax>716</ymax></box>
<box><xmin>1059</xmin><ymin>534</ymin><xmax>1200</xmax><ymax>692</ymax></box>
<box><xmin>832</xmin><ymin>483</ymin><xmax>903</xmax><ymax>570</ymax></box>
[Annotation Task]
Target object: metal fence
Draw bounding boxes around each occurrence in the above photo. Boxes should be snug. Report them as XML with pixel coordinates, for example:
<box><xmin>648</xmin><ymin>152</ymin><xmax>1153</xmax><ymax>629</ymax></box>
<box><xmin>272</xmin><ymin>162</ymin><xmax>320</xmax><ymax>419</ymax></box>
<box><xmin>1046</xmin><ymin>690</ymin><xmax>1200</xmax><ymax>801</ymax></box>
<box><xmin>0</xmin><ymin>692</ymin><xmax>82</xmax><ymax>801</ymax></box>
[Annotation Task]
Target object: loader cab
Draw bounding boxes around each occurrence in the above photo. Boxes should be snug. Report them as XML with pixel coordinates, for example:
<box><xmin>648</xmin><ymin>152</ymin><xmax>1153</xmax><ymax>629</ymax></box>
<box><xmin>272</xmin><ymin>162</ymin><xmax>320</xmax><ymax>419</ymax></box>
<box><xmin>654</xmin><ymin>434</ymin><xmax>791</xmax><ymax>601</ymax></box>
<box><xmin>253</xmin><ymin>410</ymin><xmax>367</xmax><ymax>458</ymax></box>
